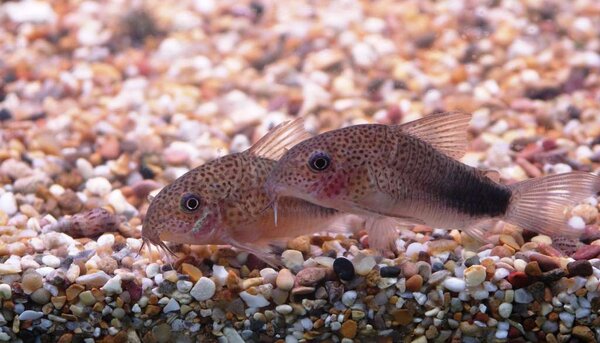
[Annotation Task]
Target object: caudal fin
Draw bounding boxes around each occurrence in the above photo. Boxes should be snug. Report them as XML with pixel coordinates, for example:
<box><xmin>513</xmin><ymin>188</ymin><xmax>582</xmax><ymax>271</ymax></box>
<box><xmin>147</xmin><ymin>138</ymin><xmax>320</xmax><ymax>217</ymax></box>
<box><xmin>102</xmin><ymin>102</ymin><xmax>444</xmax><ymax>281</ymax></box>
<box><xmin>504</xmin><ymin>171</ymin><xmax>600</xmax><ymax>237</ymax></box>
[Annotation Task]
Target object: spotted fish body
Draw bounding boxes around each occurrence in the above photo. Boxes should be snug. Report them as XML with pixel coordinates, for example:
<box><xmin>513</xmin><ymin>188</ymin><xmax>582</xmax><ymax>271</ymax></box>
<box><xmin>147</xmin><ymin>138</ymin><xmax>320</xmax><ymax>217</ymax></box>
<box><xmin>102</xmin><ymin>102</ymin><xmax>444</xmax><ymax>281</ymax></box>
<box><xmin>266</xmin><ymin>112</ymin><xmax>600</xmax><ymax>249</ymax></box>
<box><xmin>141</xmin><ymin>119</ymin><xmax>344</xmax><ymax>264</ymax></box>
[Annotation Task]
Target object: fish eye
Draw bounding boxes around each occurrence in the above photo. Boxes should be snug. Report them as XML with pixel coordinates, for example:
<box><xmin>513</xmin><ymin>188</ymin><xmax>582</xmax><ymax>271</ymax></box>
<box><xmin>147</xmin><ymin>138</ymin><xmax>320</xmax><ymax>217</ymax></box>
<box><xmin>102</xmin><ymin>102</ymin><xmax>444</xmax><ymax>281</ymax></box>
<box><xmin>308</xmin><ymin>152</ymin><xmax>331</xmax><ymax>172</ymax></box>
<box><xmin>180</xmin><ymin>193</ymin><xmax>201</xmax><ymax>212</ymax></box>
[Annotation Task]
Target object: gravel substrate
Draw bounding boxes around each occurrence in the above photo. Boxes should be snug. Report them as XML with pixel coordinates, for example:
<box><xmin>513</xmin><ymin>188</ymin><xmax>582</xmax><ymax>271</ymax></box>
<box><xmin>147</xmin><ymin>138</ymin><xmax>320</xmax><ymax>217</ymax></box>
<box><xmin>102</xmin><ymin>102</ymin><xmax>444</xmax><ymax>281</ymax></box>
<box><xmin>2</xmin><ymin>0</ymin><xmax>600</xmax><ymax>342</ymax></box>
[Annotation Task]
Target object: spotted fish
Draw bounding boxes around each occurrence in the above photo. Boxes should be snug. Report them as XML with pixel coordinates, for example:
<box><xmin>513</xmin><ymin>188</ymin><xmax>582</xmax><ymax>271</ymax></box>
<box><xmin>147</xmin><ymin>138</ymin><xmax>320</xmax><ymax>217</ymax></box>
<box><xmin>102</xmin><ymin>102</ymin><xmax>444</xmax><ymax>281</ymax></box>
<box><xmin>141</xmin><ymin>118</ymin><xmax>348</xmax><ymax>265</ymax></box>
<box><xmin>266</xmin><ymin>112</ymin><xmax>600</xmax><ymax>250</ymax></box>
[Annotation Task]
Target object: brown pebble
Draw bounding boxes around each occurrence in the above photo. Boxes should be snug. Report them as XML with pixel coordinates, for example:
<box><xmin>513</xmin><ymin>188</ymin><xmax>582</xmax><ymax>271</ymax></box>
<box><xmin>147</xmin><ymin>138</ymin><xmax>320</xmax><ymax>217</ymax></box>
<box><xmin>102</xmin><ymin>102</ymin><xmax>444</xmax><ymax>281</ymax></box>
<box><xmin>392</xmin><ymin>309</ymin><xmax>413</xmax><ymax>325</ymax></box>
<box><xmin>66</xmin><ymin>284</ymin><xmax>85</xmax><ymax>302</ymax></box>
<box><xmin>51</xmin><ymin>296</ymin><xmax>66</xmax><ymax>309</ymax></box>
<box><xmin>340</xmin><ymin>320</ymin><xmax>357</xmax><ymax>338</ymax></box>
<box><xmin>524</xmin><ymin>261</ymin><xmax>542</xmax><ymax>277</ymax></box>
<box><xmin>572</xmin><ymin>325</ymin><xmax>595</xmax><ymax>343</ymax></box>
<box><xmin>287</xmin><ymin>236</ymin><xmax>311</xmax><ymax>254</ymax></box>
<box><xmin>529</xmin><ymin>254</ymin><xmax>560</xmax><ymax>272</ymax></box>
<box><xmin>405</xmin><ymin>274</ymin><xmax>423</xmax><ymax>292</ymax></box>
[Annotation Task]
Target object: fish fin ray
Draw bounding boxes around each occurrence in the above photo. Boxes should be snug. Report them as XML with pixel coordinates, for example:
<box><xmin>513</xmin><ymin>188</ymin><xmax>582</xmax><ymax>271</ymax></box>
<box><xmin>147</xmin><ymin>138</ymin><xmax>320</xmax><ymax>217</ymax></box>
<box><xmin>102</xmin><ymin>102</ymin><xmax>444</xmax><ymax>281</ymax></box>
<box><xmin>463</xmin><ymin>219</ymin><xmax>496</xmax><ymax>243</ymax></box>
<box><xmin>229</xmin><ymin>239</ymin><xmax>282</xmax><ymax>267</ymax></box>
<box><xmin>479</xmin><ymin>169</ymin><xmax>501</xmax><ymax>183</ymax></box>
<box><xmin>395</xmin><ymin>111</ymin><xmax>472</xmax><ymax>160</ymax></box>
<box><xmin>248</xmin><ymin>117</ymin><xmax>311</xmax><ymax>160</ymax></box>
<box><xmin>504</xmin><ymin>171</ymin><xmax>600</xmax><ymax>237</ymax></box>
<box><xmin>365</xmin><ymin>217</ymin><xmax>400</xmax><ymax>252</ymax></box>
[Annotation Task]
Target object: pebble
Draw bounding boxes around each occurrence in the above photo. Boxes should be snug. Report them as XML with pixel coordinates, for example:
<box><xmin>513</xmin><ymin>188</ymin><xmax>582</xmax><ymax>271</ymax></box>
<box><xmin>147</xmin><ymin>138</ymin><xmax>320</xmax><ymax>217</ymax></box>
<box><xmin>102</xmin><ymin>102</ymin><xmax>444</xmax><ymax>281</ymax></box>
<box><xmin>0</xmin><ymin>192</ymin><xmax>17</xmax><ymax>215</ymax></box>
<box><xmin>76</xmin><ymin>271</ymin><xmax>111</xmax><ymax>288</ymax></box>
<box><xmin>101</xmin><ymin>275</ymin><xmax>122</xmax><ymax>295</ymax></box>
<box><xmin>21</xmin><ymin>271</ymin><xmax>43</xmax><ymax>294</ymax></box>
<box><xmin>567</xmin><ymin>260</ymin><xmax>593</xmax><ymax>277</ymax></box>
<box><xmin>281</xmin><ymin>250</ymin><xmax>304</xmax><ymax>271</ymax></box>
<box><xmin>30</xmin><ymin>288</ymin><xmax>51</xmax><ymax>304</ymax></box>
<box><xmin>380</xmin><ymin>266</ymin><xmax>401</xmax><ymax>277</ymax></box>
<box><xmin>239</xmin><ymin>291</ymin><xmax>269</xmax><ymax>308</ymax></box>
<box><xmin>276</xmin><ymin>268</ymin><xmax>295</xmax><ymax>291</ymax></box>
<box><xmin>152</xmin><ymin>323</ymin><xmax>171</xmax><ymax>343</ymax></box>
<box><xmin>19</xmin><ymin>310</ymin><xmax>44</xmax><ymax>321</ymax></box>
<box><xmin>405</xmin><ymin>274</ymin><xmax>423</xmax><ymax>292</ymax></box>
<box><xmin>443</xmin><ymin>277</ymin><xmax>466</xmax><ymax>292</ymax></box>
<box><xmin>333</xmin><ymin>258</ymin><xmax>355</xmax><ymax>281</ymax></box>
<box><xmin>85</xmin><ymin>177</ymin><xmax>113</xmax><ymax>196</ymax></box>
<box><xmin>190</xmin><ymin>277</ymin><xmax>216</xmax><ymax>301</ymax></box>
<box><xmin>42</xmin><ymin>255</ymin><xmax>61</xmax><ymax>268</ymax></box>
<box><xmin>275</xmin><ymin>304</ymin><xmax>293</xmax><ymax>314</ymax></box>
<box><xmin>464</xmin><ymin>265</ymin><xmax>486</xmax><ymax>287</ymax></box>
<box><xmin>296</xmin><ymin>267</ymin><xmax>327</xmax><ymax>286</ymax></box>
<box><xmin>573</xmin><ymin>245</ymin><xmax>600</xmax><ymax>260</ymax></box>
<box><xmin>568</xmin><ymin>216</ymin><xmax>586</xmax><ymax>230</ymax></box>
<box><xmin>498</xmin><ymin>303</ymin><xmax>513</xmax><ymax>319</ymax></box>
<box><xmin>340</xmin><ymin>320</ymin><xmax>357</xmax><ymax>338</ymax></box>
<box><xmin>342</xmin><ymin>291</ymin><xmax>357</xmax><ymax>307</ymax></box>
<box><xmin>163</xmin><ymin>298</ymin><xmax>180</xmax><ymax>313</ymax></box>
<box><xmin>352</xmin><ymin>255</ymin><xmax>376</xmax><ymax>276</ymax></box>
<box><xmin>514</xmin><ymin>288</ymin><xmax>534</xmax><ymax>304</ymax></box>
<box><xmin>0</xmin><ymin>284</ymin><xmax>12</xmax><ymax>299</ymax></box>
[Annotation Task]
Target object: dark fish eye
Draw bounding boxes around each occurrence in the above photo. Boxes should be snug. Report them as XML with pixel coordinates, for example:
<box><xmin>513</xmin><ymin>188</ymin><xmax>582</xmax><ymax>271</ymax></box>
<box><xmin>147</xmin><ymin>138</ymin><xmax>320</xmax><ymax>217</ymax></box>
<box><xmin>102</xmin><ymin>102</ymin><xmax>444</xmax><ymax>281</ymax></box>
<box><xmin>308</xmin><ymin>152</ymin><xmax>331</xmax><ymax>172</ymax></box>
<box><xmin>180</xmin><ymin>193</ymin><xmax>201</xmax><ymax>212</ymax></box>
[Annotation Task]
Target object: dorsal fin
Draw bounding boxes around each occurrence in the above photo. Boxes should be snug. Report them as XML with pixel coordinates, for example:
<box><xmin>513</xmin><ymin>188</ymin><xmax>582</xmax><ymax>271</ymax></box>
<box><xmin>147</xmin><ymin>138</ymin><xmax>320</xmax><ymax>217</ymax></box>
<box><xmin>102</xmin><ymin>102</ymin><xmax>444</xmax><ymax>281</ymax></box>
<box><xmin>479</xmin><ymin>169</ymin><xmax>501</xmax><ymax>183</ymax></box>
<box><xmin>248</xmin><ymin>117</ymin><xmax>311</xmax><ymax>160</ymax></box>
<box><xmin>394</xmin><ymin>111</ymin><xmax>472</xmax><ymax>160</ymax></box>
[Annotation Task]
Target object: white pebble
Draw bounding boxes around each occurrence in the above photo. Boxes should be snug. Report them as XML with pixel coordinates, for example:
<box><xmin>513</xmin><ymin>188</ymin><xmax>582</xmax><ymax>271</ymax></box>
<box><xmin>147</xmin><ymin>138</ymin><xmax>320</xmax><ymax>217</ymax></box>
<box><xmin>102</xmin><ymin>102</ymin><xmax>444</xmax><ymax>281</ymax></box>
<box><xmin>498</xmin><ymin>303</ymin><xmax>513</xmax><ymax>319</ymax></box>
<box><xmin>145</xmin><ymin>263</ymin><xmax>160</xmax><ymax>278</ymax></box>
<box><xmin>443</xmin><ymin>277</ymin><xmax>466</xmax><ymax>292</ymax></box>
<box><xmin>190</xmin><ymin>277</ymin><xmax>216</xmax><ymax>301</ymax></box>
<box><xmin>239</xmin><ymin>291</ymin><xmax>269</xmax><ymax>308</ymax></box>
<box><xmin>405</xmin><ymin>242</ymin><xmax>425</xmax><ymax>258</ymax></box>
<box><xmin>0</xmin><ymin>284</ymin><xmax>12</xmax><ymax>299</ymax></box>
<box><xmin>41</xmin><ymin>255</ymin><xmax>61</xmax><ymax>268</ymax></box>
<box><xmin>18</xmin><ymin>310</ymin><xmax>44</xmax><ymax>321</ymax></box>
<box><xmin>97</xmin><ymin>234</ymin><xmax>115</xmax><ymax>247</ymax></box>
<box><xmin>85</xmin><ymin>177</ymin><xmax>112</xmax><ymax>196</ymax></box>
<box><xmin>276</xmin><ymin>304</ymin><xmax>293</xmax><ymax>314</ymax></box>
<box><xmin>342</xmin><ymin>291</ymin><xmax>357</xmax><ymax>307</ymax></box>
<box><xmin>101</xmin><ymin>275</ymin><xmax>122</xmax><ymax>295</ymax></box>
<box><xmin>568</xmin><ymin>216</ymin><xmax>586</xmax><ymax>230</ymax></box>
<box><xmin>0</xmin><ymin>192</ymin><xmax>17</xmax><ymax>215</ymax></box>
<box><xmin>212</xmin><ymin>265</ymin><xmax>228</xmax><ymax>286</ymax></box>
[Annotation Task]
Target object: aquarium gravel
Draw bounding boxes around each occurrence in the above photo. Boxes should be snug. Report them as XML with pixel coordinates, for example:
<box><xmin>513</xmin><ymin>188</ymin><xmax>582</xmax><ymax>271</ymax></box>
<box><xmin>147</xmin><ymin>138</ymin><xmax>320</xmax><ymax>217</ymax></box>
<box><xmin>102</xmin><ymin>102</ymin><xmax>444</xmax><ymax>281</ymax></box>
<box><xmin>1</xmin><ymin>0</ymin><xmax>600</xmax><ymax>342</ymax></box>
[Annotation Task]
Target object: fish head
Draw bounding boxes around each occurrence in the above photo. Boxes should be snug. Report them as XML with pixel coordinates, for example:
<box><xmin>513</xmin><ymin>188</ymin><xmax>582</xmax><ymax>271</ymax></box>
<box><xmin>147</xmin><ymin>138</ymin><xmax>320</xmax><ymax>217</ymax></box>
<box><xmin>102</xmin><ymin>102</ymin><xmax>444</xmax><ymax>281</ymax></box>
<box><xmin>141</xmin><ymin>163</ymin><xmax>231</xmax><ymax>248</ymax></box>
<box><xmin>266</xmin><ymin>132</ymin><xmax>351</xmax><ymax>208</ymax></box>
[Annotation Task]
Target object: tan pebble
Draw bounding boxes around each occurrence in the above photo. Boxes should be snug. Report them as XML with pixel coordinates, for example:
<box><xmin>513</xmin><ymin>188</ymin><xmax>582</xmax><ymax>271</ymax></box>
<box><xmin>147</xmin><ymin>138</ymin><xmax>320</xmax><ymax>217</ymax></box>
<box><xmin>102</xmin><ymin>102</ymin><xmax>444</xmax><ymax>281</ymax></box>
<box><xmin>499</xmin><ymin>235</ymin><xmax>520</xmax><ymax>250</ymax></box>
<box><xmin>181</xmin><ymin>263</ymin><xmax>202</xmax><ymax>282</ymax></box>
<box><xmin>340</xmin><ymin>320</ymin><xmax>357</xmax><ymax>338</ymax></box>
<box><xmin>464</xmin><ymin>265</ymin><xmax>486</xmax><ymax>287</ymax></box>
<box><xmin>66</xmin><ymin>284</ymin><xmax>85</xmax><ymax>302</ymax></box>
<box><xmin>163</xmin><ymin>270</ymin><xmax>178</xmax><ymax>283</ymax></box>
<box><xmin>531</xmin><ymin>235</ymin><xmax>552</xmax><ymax>245</ymax></box>
<box><xmin>288</xmin><ymin>236</ymin><xmax>311</xmax><ymax>254</ymax></box>
<box><xmin>21</xmin><ymin>271</ymin><xmax>43</xmax><ymax>294</ymax></box>
<box><xmin>276</xmin><ymin>269</ymin><xmax>294</xmax><ymax>291</ymax></box>
<box><xmin>242</xmin><ymin>277</ymin><xmax>263</xmax><ymax>290</ymax></box>
<box><xmin>51</xmin><ymin>296</ymin><xmax>66</xmax><ymax>309</ymax></box>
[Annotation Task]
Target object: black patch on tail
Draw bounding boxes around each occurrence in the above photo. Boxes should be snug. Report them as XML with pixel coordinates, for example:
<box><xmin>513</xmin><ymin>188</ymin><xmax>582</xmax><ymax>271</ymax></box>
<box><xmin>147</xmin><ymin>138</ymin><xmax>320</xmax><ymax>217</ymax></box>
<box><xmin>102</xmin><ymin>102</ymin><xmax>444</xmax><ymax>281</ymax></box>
<box><xmin>439</xmin><ymin>168</ymin><xmax>512</xmax><ymax>217</ymax></box>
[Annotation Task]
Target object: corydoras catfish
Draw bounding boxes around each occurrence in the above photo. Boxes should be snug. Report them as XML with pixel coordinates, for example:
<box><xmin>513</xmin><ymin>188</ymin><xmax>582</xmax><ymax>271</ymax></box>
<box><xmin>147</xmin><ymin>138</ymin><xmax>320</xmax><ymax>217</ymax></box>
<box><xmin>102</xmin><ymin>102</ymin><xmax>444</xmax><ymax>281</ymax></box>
<box><xmin>265</xmin><ymin>112</ymin><xmax>600</xmax><ymax>250</ymax></box>
<box><xmin>141</xmin><ymin>118</ymin><xmax>346</xmax><ymax>265</ymax></box>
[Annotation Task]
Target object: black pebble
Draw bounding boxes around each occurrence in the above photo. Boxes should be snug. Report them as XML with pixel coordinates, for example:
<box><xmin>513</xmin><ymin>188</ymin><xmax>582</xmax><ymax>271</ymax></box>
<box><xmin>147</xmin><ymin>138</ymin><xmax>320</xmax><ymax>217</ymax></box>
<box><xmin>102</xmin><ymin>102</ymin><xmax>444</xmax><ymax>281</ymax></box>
<box><xmin>0</xmin><ymin>108</ymin><xmax>12</xmax><ymax>121</ymax></box>
<box><xmin>464</xmin><ymin>256</ymin><xmax>480</xmax><ymax>267</ymax></box>
<box><xmin>333</xmin><ymin>257</ymin><xmax>355</xmax><ymax>281</ymax></box>
<box><xmin>379</xmin><ymin>266</ymin><xmax>401</xmax><ymax>278</ymax></box>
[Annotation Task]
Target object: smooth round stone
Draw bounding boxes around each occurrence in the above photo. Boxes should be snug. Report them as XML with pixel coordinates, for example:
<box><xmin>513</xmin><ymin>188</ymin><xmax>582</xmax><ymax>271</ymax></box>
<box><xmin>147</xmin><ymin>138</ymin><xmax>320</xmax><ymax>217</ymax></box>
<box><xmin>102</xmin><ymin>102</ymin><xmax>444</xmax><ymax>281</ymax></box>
<box><xmin>281</xmin><ymin>250</ymin><xmax>304</xmax><ymax>272</ymax></box>
<box><xmin>341</xmin><ymin>291</ymin><xmax>357</xmax><ymax>307</ymax></box>
<box><xmin>19</xmin><ymin>310</ymin><xmax>44</xmax><ymax>321</ymax></box>
<box><xmin>0</xmin><ymin>192</ymin><xmax>17</xmax><ymax>215</ymax></box>
<box><xmin>276</xmin><ymin>269</ymin><xmax>294</xmax><ymax>291</ymax></box>
<box><xmin>41</xmin><ymin>255</ymin><xmax>61</xmax><ymax>268</ymax></box>
<box><xmin>333</xmin><ymin>258</ymin><xmax>355</xmax><ymax>281</ymax></box>
<box><xmin>190</xmin><ymin>277</ymin><xmax>216</xmax><ymax>301</ymax></box>
<box><xmin>464</xmin><ymin>265</ymin><xmax>486</xmax><ymax>287</ymax></box>
<box><xmin>514</xmin><ymin>288</ymin><xmax>533</xmax><ymax>304</ymax></box>
<box><xmin>275</xmin><ymin>304</ymin><xmax>293</xmax><ymax>314</ymax></box>
<box><xmin>443</xmin><ymin>277</ymin><xmax>466</xmax><ymax>292</ymax></box>
<box><xmin>30</xmin><ymin>288</ymin><xmax>51</xmax><ymax>305</ymax></box>
<box><xmin>21</xmin><ymin>272</ymin><xmax>43</xmax><ymax>294</ymax></box>
<box><xmin>498</xmin><ymin>303</ymin><xmax>512</xmax><ymax>319</ymax></box>
<box><xmin>0</xmin><ymin>284</ymin><xmax>12</xmax><ymax>299</ymax></box>
<box><xmin>568</xmin><ymin>216</ymin><xmax>586</xmax><ymax>230</ymax></box>
<box><xmin>380</xmin><ymin>266</ymin><xmax>401</xmax><ymax>277</ymax></box>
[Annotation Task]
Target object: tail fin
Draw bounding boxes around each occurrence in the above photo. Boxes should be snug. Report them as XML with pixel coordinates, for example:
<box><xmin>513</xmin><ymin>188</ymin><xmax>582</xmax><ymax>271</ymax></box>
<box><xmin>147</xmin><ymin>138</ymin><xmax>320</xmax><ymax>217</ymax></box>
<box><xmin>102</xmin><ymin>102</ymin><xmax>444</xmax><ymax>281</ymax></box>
<box><xmin>504</xmin><ymin>172</ymin><xmax>600</xmax><ymax>237</ymax></box>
